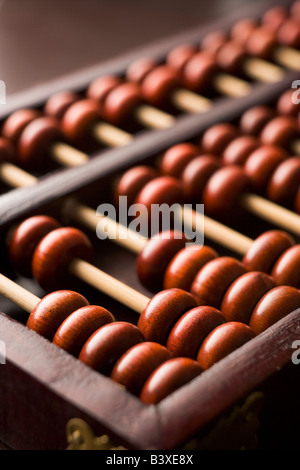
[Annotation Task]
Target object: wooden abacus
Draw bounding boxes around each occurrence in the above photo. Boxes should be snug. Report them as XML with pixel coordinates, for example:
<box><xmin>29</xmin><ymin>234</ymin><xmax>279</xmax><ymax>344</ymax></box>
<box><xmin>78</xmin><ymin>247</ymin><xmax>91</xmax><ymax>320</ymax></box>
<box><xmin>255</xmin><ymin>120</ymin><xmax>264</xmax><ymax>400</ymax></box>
<box><xmin>0</xmin><ymin>0</ymin><xmax>300</xmax><ymax>451</ymax></box>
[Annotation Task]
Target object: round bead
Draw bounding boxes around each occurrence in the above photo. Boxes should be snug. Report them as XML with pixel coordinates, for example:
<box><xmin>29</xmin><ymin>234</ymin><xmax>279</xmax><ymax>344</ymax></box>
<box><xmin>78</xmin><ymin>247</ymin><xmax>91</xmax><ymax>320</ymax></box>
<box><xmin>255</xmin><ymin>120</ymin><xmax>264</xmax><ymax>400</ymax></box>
<box><xmin>249</xmin><ymin>286</ymin><xmax>300</xmax><ymax>334</ymax></box>
<box><xmin>2</xmin><ymin>108</ymin><xmax>41</xmax><ymax>143</ymax></box>
<box><xmin>182</xmin><ymin>52</ymin><xmax>218</xmax><ymax>92</ymax></box>
<box><xmin>18</xmin><ymin>116</ymin><xmax>63</xmax><ymax>167</ymax></box>
<box><xmin>141</xmin><ymin>65</ymin><xmax>179</xmax><ymax>107</ymax></box>
<box><xmin>140</xmin><ymin>357</ymin><xmax>202</xmax><ymax>404</ymax></box>
<box><xmin>110</xmin><ymin>342</ymin><xmax>172</xmax><ymax>395</ymax></box>
<box><xmin>9</xmin><ymin>215</ymin><xmax>61</xmax><ymax>277</ymax></box>
<box><xmin>231</xmin><ymin>18</ymin><xmax>257</xmax><ymax>45</ymax></box>
<box><xmin>262</xmin><ymin>5</ymin><xmax>288</xmax><ymax>31</ymax></box>
<box><xmin>201</xmin><ymin>31</ymin><xmax>229</xmax><ymax>55</ymax></box>
<box><xmin>291</xmin><ymin>1</ymin><xmax>300</xmax><ymax>18</ymax></box>
<box><xmin>242</xmin><ymin>230</ymin><xmax>295</xmax><ymax>273</ymax></box>
<box><xmin>267</xmin><ymin>157</ymin><xmax>300</xmax><ymax>205</ymax></box>
<box><xmin>271</xmin><ymin>245</ymin><xmax>300</xmax><ymax>288</ymax></box>
<box><xmin>61</xmin><ymin>99</ymin><xmax>101</xmax><ymax>141</ymax></box>
<box><xmin>239</xmin><ymin>105</ymin><xmax>275</xmax><ymax>135</ymax></box>
<box><xmin>27</xmin><ymin>290</ymin><xmax>89</xmax><ymax>340</ymax></box>
<box><xmin>32</xmin><ymin>227</ymin><xmax>94</xmax><ymax>291</ymax></box>
<box><xmin>220</xmin><ymin>271</ymin><xmax>277</xmax><ymax>323</ymax></box>
<box><xmin>163</xmin><ymin>245</ymin><xmax>218</xmax><ymax>291</ymax></box>
<box><xmin>276</xmin><ymin>89</ymin><xmax>300</xmax><ymax>116</ymax></box>
<box><xmin>52</xmin><ymin>305</ymin><xmax>115</xmax><ymax>356</ymax></box>
<box><xmin>134</xmin><ymin>175</ymin><xmax>184</xmax><ymax>212</ymax></box>
<box><xmin>137</xmin><ymin>288</ymin><xmax>198</xmax><ymax>344</ymax></box>
<box><xmin>137</xmin><ymin>231</ymin><xmax>187</xmax><ymax>291</ymax></box>
<box><xmin>103</xmin><ymin>82</ymin><xmax>142</xmax><ymax>124</ymax></box>
<box><xmin>126</xmin><ymin>58</ymin><xmax>158</xmax><ymax>84</ymax></box>
<box><xmin>191</xmin><ymin>257</ymin><xmax>246</xmax><ymax>308</ymax></box>
<box><xmin>166</xmin><ymin>44</ymin><xmax>198</xmax><ymax>75</ymax></box>
<box><xmin>166</xmin><ymin>306</ymin><xmax>225</xmax><ymax>358</ymax></box>
<box><xmin>197</xmin><ymin>322</ymin><xmax>255</xmax><ymax>370</ymax></box>
<box><xmin>222</xmin><ymin>135</ymin><xmax>259</xmax><ymax>166</ymax></box>
<box><xmin>260</xmin><ymin>116</ymin><xmax>299</xmax><ymax>147</ymax></box>
<box><xmin>201</xmin><ymin>165</ymin><xmax>250</xmax><ymax>215</ymax></box>
<box><xmin>215</xmin><ymin>41</ymin><xmax>247</xmax><ymax>74</ymax></box>
<box><xmin>79</xmin><ymin>322</ymin><xmax>145</xmax><ymax>375</ymax></box>
<box><xmin>0</xmin><ymin>137</ymin><xmax>15</xmax><ymax>163</ymax></box>
<box><xmin>277</xmin><ymin>19</ymin><xmax>300</xmax><ymax>47</ymax></box>
<box><xmin>113</xmin><ymin>165</ymin><xmax>159</xmax><ymax>208</ymax></box>
<box><xmin>181</xmin><ymin>155</ymin><xmax>221</xmax><ymax>201</ymax></box>
<box><xmin>201</xmin><ymin>123</ymin><xmax>239</xmax><ymax>155</ymax></box>
<box><xmin>245</xmin><ymin>26</ymin><xmax>277</xmax><ymax>59</ymax></box>
<box><xmin>87</xmin><ymin>75</ymin><xmax>121</xmax><ymax>109</ymax></box>
<box><xmin>244</xmin><ymin>144</ymin><xmax>288</xmax><ymax>192</ymax></box>
<box><xmin>44</xmin><ymin>91</ymin><xmax>80</xmax><ymax>120</ymax></box>
<box><xmin>159</xmin><ymin>142</ymin><xmax>200</xmax><ymax>177</ymax></box>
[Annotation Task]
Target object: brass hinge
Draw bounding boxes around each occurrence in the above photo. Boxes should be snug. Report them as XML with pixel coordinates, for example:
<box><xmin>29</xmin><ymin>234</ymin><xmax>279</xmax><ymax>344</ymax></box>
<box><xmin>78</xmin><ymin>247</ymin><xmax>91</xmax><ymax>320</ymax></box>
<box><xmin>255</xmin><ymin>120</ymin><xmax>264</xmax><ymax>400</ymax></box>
<box><xmin>66</xmin><ymin>418</ymin><xmax>126</xmax><ymax>450</ymax></box>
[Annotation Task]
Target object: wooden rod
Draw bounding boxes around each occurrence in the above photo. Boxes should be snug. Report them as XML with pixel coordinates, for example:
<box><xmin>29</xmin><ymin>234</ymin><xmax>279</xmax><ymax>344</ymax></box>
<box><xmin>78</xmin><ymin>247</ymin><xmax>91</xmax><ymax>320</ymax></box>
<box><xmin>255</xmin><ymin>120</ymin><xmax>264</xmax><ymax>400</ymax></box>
<box><xmin>69</xmin><ymin>258</ymin><xmax>149</xmax><ymax>314</ymax></box>
<box><xmin>0</xmin><ymin>273</ymin><xmax>39</xmax><ymax>313</ymax></box>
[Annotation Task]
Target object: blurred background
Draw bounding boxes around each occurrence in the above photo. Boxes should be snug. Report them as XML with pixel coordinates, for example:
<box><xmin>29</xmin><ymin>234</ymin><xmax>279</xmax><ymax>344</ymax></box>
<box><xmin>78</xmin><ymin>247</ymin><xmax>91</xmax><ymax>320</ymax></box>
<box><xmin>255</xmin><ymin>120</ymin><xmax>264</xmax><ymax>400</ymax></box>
<box><xmin>0</xmin><ymin>0</ymin><xmax>254</xmax><ymax>96</ymax></box>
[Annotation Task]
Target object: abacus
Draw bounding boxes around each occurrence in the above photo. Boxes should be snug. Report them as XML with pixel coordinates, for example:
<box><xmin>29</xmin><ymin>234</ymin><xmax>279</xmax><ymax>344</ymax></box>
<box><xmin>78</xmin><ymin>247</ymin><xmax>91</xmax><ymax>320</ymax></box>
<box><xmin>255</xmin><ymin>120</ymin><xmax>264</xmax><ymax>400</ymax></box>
<box><xmin>0</xmin><ymin>0</ymin><xmax>300</xmax><ymax>451</ymax></box>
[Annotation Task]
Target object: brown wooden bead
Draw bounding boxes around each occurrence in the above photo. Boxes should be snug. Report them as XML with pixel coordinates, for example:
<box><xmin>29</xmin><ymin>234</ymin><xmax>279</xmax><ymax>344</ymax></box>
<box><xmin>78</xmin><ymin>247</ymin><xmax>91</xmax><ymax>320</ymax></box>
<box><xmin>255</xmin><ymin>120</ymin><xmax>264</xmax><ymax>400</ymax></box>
<box><xmin>260</xmin><ymin>116</ymin><xmax>299</xmax><ymax>147</ymax></box>
<box><xmin>9</xmin><ymin>215</ymin><xmax>61</xmax><ymax>277</ymax></box>
<box><xmin>137</xmin><ymin>232</ymin><xmax>187</xmax><ymax>291</ymax></box>
<box><xmin>276</xmin><ymin>89</ymin><xmax>300</xmax><ymax>116</ymax></box>
<box><xmin>292</xmin><ymin>0</ymin><xmax>300</xmax><ymax>18</ymax></box>
<box><xmin>103</xmin><ymin>82</ymin><xmax>142</xmax><ymax>124</ymax></box>
<box><xmin>222</xmin><ymin>135</ymin><xmax>259</xmax><ymax>166</ymax></box>
<box><xmin>140</xmin><ymin>357</ymin><xmax>202</xmax><ymax>404</ymax></box>
<box><xmin>134</xmin><ymin>176</ymin><xmax>184</xmax><ymax>213</ymax></box>
<box><xmin>159</xmin><ymin>142</ymin><xmax>200</xmax><ymax>177</ymax></box>
<box><xmin>18</xmin><ymin>116</ymin><xmax>63</xmax><ymax>167</ymax></box>
<box><xmin>277</xmin><ymin>18</ymin><xmax>300</xmax><ymax>47</ymax></box>
<box><xmin>262</xmin><ymin>5</ymin><xmax>289</xmax><ymax>31</ymax></box>
<box><xmin>167</xmin><ymin>44</ymin><xmax>198</xmax><ymax>75</ymax></box>
<box><xmin>197</xmin><ymin>322</ymin><xmax>255</xmax><ymax>370</ymax></box>
<box><xmin>201</xmin><ymin>31</ymin><xmax>229</xmax><ymax>55</ymax></box>
<box><xmin>267</xmin><ymin>157</ymin><xmax>300</xmax><ymax>205</ymax></box>
<box><xmin>191</xmin><ymin>257</ymin><xmax>246</xmax><ymax>308</ymax></box>
<box><xmin>44</xmin><ymin>91</ymin><xmax>80</xmax><ymax>120</ymax></box>
<box><xmin>181</xmin><ymin>155</ymin><xmax>221</xmax><ymax>201</ymax></box>
<box><xmin>230</xmin><ymin>18</ymin><xmax>257</xmax><ymax>45</ymax></box>
<box><xmin>0</xmin><ymin>137</ymin><xmax>15</xmax><ymax>163</ymax></box>
<box><xmin>201</xmin><ymin>165</ymin><xmax>250</xmax><ymax>215</ymax></box>
<box><xmin>216</xmin><ymin>41</ymin><xmax>248</xmax><ymax>74</ymax></box>
<box><xmin>61</xmin><ymin>99</ymin><xmax>101</xmax><ymax>141</ymax></box>
<box><xmin>163</xmin><ymin>245</ymin><xmax>218</xmax><ymax>291</ymax></box>
<box><xmin>32</xmin><ymin>227</ymin><xmax>94</xmax><ymax>291</ymax></box>
<box><xmin>78</xmin><ymin>322</ymin><xmax>145</xmax><ymax>375</ymax></box>
<box><xmin>271</xmin><ymin>245</ymin><xmax>300</xmax><ymax>288</ymax></box>
<box><xmin>2</xmin><ymin>108</ymin><xmax>41</xmax><ymax>143</ymax></box>
<box><xmin>242</xmin><ymin>230</ymin><xmax>295</xmax><ymax>273</ymax></box>
<box><xmin>111</xmin><ymin>342</ymin><xmax>172</xmax><ymax>395</ymax></box>
<box><xmin>27</xmin><ymin>290</ymin><xmax>89</xmax><ymax>340</ymax></box>
<box><xmin>201</xmin><ymin>123</ymin><xmax>239</xmax><ymax>155</ymax></box>
<box><xmin>244</xmin><ymin>144</ymin><xmax>288</xmax><ymax>192</ymax></box>
<box><xmin>113</xmin><ymin>165</ymin><xmax>159</xmax><ymax>208</ymax></box>
<box><xmin>182</xmin><ymin>51</ymin><xmax>218</xmax><ymax>92</ymax></box>
<box><xmin>137</xmin><ymin>288</ymin><xmax>198</xmax><ymax>344</ymax></box>
<box><xmin>249</xmin><ymin>286</ymin><xmax>300</xmax><ymax>334</ymax></box>
<box><xmin>87</xmin><ymin>75</ymin><xmax>121</xmax><ymax>109</ymax></box>
<box><xmin>295</xmin><ymin>188</ymin><xmax>300</xmax><ymax>214</ymax></box>
<box><xmin>245</xmin><ymin>26</ymin><xmax>277</xmax><ymax>59</ymax></box>
<box><xmin>239</xmin><ymin>105</ymin><xmax>275</xmax><ymax>135</ymax></box>
<box><xmin>141</xmin><ymin>65</ymin><xmax>179</xmax><ymax>107</ymax></box>
<box><xmin>166</xmin><ymin>306</ymin><xmax>225</xmax><ymax>358</ymax></box>
<box><xmin>52</xmin><ymin>305</ymin><xmax>115</xmax><ymax>356</ymax></box>
<box><xmin>126</xmin><ymin>58</ymin><xmax>158</xmax><ymax>84</ymax></box>
<box><xmin>220</xmin><ymin>271</ymin><xmax>277</xmax><ymax>324</ymax></box>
